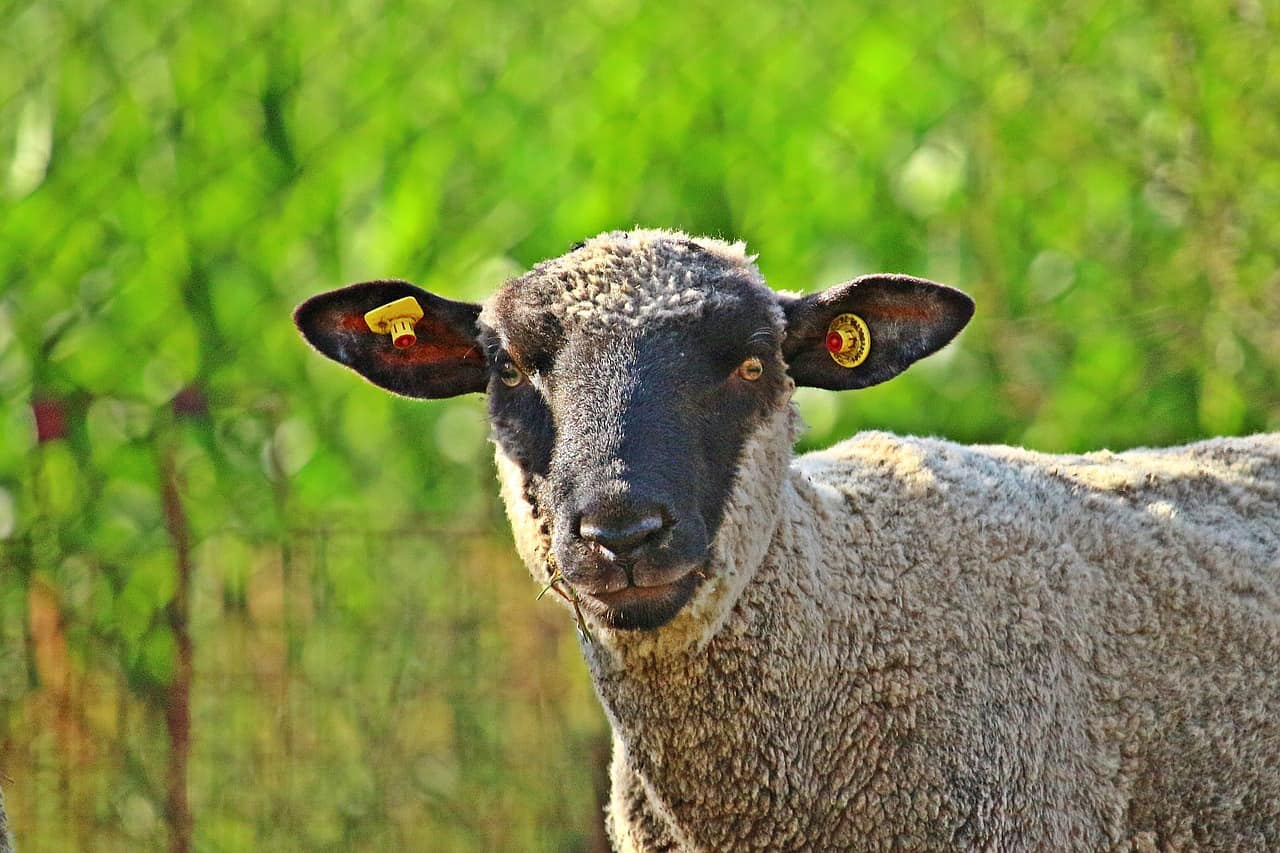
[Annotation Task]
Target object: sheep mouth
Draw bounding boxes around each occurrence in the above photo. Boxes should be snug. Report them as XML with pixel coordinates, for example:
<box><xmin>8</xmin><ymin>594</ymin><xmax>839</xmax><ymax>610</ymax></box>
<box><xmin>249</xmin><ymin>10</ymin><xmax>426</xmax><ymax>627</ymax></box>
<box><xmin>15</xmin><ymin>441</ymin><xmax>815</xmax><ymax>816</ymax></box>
<box><xmin>577</xmin><ymin>571</ymin><xmax>704</xmax><ymax>631</ymax></box>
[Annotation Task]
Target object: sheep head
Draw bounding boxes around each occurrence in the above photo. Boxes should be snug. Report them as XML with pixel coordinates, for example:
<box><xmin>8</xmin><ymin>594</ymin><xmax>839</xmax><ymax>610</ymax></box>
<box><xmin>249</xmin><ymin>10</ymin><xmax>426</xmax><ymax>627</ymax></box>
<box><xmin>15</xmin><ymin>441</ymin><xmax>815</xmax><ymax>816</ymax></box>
<box><xmin>295</xmin><ymin>230</ymin><xmax>972</xmax><ymax>632</ymax></box>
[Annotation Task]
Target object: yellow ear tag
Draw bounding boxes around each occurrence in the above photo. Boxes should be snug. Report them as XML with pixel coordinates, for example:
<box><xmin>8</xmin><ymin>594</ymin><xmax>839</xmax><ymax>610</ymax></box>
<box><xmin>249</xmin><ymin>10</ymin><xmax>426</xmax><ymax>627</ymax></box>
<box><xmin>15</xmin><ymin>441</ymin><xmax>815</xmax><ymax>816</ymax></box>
<box><xmin>825</xmin><ymin>313</ymin><xmax>871</xmax><ymax>368</ymax></box>
<box><xmin>364</xmin><ymin>296</ymin><xmax>425</xmax><ymax>349</ymax></box>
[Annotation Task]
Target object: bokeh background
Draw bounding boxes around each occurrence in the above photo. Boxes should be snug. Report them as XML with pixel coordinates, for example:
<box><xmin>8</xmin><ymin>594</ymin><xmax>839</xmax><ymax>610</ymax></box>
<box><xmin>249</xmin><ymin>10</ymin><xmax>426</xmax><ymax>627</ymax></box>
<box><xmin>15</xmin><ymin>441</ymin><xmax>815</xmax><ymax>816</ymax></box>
<box><xmin>2</xmin><ymin>0</ymin><xmax>1278</xmax><ymax>850</ymax></box>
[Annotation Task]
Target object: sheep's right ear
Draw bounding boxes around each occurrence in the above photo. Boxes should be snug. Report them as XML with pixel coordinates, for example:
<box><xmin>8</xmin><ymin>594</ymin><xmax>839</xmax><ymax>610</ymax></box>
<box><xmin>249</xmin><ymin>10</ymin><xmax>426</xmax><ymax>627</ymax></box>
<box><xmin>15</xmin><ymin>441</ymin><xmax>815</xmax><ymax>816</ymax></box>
<box><xmin>294</xmin><ymin>280</ymin><xmax>488</xmax><ymax>399</ymax></box>
<box><xmin>781</xmin><ymin>274</ymin><xmax>973</xmax><ymax>390</ymax></box>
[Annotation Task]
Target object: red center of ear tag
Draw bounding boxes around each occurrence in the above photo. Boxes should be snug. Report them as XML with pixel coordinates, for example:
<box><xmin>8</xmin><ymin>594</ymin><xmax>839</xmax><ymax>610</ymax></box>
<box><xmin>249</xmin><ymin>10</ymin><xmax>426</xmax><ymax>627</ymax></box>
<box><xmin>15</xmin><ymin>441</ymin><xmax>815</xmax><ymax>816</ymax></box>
<box><xmin>364</xmin><ymin>297</ymin><xmax>425</xmax><ymax>349</ymax></box>
<box><xmin>826</xmin><ymin>313</ymin><xmax>871</xmax><ymax>368</ymax></box>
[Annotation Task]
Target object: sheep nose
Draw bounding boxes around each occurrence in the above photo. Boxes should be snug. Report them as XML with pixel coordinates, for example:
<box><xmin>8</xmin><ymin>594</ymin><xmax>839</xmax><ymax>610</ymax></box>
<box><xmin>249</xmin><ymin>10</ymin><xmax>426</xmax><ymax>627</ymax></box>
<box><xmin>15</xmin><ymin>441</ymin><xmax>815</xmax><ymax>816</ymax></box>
<box><xmin>578</xmin><ymin>509</ymin><xmax>667</xmax><ymax>557</ymax></box>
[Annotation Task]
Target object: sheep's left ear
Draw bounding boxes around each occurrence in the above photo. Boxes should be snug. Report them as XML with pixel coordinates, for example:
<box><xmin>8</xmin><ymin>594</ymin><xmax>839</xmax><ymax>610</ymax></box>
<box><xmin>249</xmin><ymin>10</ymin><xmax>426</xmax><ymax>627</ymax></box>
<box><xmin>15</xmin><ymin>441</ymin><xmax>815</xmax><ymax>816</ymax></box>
<box><xmin>782</xmin><ymin>275</ymin><xmax>973</xmax><ymax>390</ymax></box>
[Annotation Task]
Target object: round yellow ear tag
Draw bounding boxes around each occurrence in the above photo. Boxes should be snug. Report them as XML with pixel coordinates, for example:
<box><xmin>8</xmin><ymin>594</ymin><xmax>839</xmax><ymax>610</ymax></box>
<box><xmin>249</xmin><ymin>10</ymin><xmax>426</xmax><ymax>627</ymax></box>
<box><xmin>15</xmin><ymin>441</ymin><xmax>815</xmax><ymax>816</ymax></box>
<box><xmin>825</xmin><ymin>313</ymin><xmax>871</xmax><ymax>368</ymax></box>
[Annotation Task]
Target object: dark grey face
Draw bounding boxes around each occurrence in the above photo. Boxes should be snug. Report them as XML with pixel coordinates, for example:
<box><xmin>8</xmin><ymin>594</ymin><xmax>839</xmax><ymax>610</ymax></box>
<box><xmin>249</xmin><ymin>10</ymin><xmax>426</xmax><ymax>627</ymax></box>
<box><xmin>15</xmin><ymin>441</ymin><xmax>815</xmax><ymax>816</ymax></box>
<box><xmin>293</xmin><ymin>233</ymin><xmax>973</xmax><ymax>634</ymax></box>
<box><xmin>484</xmin><ymin>286</ymin><xmax>788</xmax><ymax>630</ymax></box>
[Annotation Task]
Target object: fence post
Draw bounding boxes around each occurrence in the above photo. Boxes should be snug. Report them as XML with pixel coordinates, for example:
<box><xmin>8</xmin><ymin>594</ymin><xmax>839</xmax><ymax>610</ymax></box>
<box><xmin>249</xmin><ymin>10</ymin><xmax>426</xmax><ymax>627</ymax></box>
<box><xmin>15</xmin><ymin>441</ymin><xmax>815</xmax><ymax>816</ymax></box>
<box><xmin>158</xmin><ymin>437</ymin><xmax>193</xmax><ymax>853</ymax></box>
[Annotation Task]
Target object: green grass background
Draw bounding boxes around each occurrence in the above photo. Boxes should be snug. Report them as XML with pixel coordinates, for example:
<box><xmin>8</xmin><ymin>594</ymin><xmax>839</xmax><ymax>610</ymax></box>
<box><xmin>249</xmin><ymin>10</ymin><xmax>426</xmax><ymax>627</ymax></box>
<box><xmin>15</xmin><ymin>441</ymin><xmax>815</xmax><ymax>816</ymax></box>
<box><xmin>1</xmin><ymin>0</ymin><xmax>1278</xmax><ymax>849</ymax></box>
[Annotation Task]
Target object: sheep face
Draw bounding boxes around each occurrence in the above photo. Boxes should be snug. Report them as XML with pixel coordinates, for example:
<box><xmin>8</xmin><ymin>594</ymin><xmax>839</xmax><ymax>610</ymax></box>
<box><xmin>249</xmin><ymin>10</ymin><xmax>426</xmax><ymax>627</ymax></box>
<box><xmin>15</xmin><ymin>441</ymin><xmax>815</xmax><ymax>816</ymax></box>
<box><xmin>481</xmin><ymin>244</ymin><xmax>791</xmax><ymax>629</ymax></box>
<box><xmin>294</xmin><ymin>230</ymin><xmax>973</xmax><ymax>632</ymax></box>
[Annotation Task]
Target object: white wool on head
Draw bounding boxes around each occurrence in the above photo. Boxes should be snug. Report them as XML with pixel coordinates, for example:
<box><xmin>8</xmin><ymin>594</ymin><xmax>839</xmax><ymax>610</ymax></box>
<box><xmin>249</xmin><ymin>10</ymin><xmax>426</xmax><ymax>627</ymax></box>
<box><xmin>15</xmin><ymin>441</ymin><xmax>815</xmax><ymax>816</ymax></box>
<box><xmin>480</xmin><ymin>228</ymin><xmax>780</xmax><ymax>336</ymax></box>
<box><xmin>494</xmin><ymin>446</ymin><xmax>550</xmax><ymax>581</ymax></box>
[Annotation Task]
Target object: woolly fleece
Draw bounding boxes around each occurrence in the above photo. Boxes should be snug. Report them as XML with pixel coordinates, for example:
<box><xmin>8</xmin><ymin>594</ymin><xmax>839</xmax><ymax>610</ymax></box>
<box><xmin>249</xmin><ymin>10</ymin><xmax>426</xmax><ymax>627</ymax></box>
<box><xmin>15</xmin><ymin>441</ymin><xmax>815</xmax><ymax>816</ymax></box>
<box><xmin>501</xmin><ymin>411</ymin><xmax>1280</xmax><ymax>850</ymax></box>
<box><xmin>479</xmin><ymin>229</ymin><xmax>780</xmax><ymax>347</ymax></box>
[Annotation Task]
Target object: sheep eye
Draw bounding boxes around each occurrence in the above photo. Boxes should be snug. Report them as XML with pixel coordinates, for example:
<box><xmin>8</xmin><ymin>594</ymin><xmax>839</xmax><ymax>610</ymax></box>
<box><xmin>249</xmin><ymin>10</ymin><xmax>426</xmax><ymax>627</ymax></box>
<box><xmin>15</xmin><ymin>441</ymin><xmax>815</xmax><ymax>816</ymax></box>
<box><xmin>498</xmin><ymin>362</ymin><xmax>524</xmax><ymax>387</ymax></box>
<box><xmin>735</xmin><ymin>356</ymin><xmax>764</xmax><ymax>381</ymax></box>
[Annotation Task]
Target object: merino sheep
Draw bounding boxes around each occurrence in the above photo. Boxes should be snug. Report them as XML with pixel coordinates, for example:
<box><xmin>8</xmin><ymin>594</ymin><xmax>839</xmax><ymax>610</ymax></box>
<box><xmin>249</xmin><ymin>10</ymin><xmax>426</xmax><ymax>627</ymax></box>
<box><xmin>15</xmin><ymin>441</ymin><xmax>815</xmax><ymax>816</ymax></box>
<box><xmin>295</xmin><ymin>229</ymin><xmax>1280</xmax><ymax>850</ymax></box>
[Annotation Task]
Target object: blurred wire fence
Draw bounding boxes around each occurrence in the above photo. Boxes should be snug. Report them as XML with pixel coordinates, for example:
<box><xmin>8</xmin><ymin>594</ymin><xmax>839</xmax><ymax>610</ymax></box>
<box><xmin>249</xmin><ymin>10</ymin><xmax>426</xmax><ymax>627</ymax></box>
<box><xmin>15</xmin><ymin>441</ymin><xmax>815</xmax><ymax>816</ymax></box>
<box><xmin>2</xmin><ymin>522</ymin><xmax>609</xmax><ymax>852</ymax></box>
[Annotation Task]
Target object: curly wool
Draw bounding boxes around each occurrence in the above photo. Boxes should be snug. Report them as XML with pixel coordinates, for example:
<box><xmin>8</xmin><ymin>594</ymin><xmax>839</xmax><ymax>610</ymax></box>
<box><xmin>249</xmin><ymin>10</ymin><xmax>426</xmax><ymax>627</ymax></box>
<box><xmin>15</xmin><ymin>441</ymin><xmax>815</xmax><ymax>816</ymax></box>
<box><xmin>560</xmin><ymin>418</ymin><xmax>1280</xmax><ymax>850</ymax></box>
<box><xmin>482</xmin><ymin>229</ymin><xmax>776</xmax><ymax>336</ymax></box>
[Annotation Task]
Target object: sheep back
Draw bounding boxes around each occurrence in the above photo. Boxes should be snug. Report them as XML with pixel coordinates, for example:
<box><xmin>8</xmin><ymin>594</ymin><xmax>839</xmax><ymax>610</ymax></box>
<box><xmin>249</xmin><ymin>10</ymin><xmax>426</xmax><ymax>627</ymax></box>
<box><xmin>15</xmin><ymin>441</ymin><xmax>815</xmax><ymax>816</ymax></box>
<box><xmin>798</xmin><ymin>431</ymin><xmax>1280</xmax><ymax>848</ymax></box>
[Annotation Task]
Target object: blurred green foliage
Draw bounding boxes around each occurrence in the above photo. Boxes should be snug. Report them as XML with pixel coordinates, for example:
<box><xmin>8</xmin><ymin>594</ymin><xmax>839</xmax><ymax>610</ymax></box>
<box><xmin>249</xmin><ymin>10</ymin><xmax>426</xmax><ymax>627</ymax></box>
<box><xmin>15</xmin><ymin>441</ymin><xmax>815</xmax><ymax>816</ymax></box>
<box><xmin>1</xmin><ymin>0</ymin><xmax>1278</xmax><ymax>849</ymax></box>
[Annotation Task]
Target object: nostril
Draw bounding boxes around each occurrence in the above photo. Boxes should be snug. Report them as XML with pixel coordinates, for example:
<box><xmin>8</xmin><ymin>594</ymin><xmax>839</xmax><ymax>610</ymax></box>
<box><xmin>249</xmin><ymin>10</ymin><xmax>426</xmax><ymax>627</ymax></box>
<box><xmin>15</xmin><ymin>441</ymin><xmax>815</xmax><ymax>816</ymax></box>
<box><xmin>579</xmin><ymin>512</ymin><xmax>665</xmax><ymax>555</ymax></box>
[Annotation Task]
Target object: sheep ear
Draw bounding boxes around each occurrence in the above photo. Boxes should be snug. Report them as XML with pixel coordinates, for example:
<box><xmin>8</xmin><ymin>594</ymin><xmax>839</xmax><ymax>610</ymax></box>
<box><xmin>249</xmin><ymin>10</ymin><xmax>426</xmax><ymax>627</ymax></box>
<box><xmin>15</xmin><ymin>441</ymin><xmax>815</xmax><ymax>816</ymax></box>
<box><xmin>294</xmin><ymin>280</ymin><xmax>488</xmax><ymax>399</ymax></box>
<box><xmin>782</xmin><ymin>275</ymin><xmax>973</xmax><ymax>390</ymax></box>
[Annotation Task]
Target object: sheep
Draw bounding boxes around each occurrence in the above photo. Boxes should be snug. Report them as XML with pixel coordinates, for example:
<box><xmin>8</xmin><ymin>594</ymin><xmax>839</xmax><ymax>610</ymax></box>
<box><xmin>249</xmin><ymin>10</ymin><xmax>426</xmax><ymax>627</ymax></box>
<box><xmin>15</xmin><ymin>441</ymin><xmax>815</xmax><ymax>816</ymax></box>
<box><xmin>295</xmin><ymin>229</ymin><xmax>1280</xmax><ymax>850</ymax></box>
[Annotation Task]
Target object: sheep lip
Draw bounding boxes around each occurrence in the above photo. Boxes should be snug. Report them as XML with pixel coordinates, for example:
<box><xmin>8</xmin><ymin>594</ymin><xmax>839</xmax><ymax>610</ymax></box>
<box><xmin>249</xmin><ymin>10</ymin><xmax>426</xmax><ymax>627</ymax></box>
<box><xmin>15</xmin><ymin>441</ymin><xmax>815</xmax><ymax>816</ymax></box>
<box><xmin>575</xmin><ymin>570</ymin><xmax>704</xmax><ymax>630</ymax></box>
<box><xmin>586</xmin><ymin>582</ymin><xmax>682</xmax><ymax>608</ymax></box>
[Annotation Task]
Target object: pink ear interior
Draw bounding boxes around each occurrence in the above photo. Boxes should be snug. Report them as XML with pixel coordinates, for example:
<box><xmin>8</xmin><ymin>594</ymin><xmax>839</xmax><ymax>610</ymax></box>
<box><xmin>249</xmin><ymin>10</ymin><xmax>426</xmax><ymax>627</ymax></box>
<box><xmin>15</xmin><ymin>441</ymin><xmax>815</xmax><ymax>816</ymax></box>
<box><xmin>338</xmin><ymin>312</ymin><xmax>485</xmax><ymax>368</ymax></box>
<box><xmin>783</xmin><ymin>275</ymin><xmax>973</xmax><ymax>391</ymax></box>
<box><xmin>296</xmin><ymin>280</ymin><xmax>488</xmax><ymax>399</ymax></box>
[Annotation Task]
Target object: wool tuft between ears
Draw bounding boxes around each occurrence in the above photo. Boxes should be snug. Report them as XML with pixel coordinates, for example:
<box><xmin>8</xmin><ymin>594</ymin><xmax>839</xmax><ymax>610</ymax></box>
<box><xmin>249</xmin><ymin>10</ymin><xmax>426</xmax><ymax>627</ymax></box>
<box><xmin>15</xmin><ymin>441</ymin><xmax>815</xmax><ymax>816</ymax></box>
<box><xmin>782</xmin><ymin>274</ymin><xmax>974</xmax><ymax>390</ymax></box>
<box><xmin>293</xmin><ymin>280</ymin><xmax>488</xmax><ymax>399</ymax></box>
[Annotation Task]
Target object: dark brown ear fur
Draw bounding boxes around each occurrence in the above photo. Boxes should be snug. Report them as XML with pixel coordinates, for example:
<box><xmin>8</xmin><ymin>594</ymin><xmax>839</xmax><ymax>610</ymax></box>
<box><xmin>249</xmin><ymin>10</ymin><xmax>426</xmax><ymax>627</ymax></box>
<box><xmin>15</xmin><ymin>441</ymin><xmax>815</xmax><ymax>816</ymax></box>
<box><xmin>294</xmin><ymin>280</ymin><xmax>487</xmax><ymax>398</ymax></box>
<box><xmin>782</xmin><ymin>274</ymin><xmax>973</xmax><ymax>390</ymax></box>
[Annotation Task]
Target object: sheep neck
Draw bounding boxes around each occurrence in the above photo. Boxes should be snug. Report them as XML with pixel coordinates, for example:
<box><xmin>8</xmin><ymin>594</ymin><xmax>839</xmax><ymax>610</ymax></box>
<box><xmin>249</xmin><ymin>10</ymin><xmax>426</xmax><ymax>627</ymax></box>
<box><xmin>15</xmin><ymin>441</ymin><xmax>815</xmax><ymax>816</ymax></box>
<box><xmin>580</xmin><ymin>435</ymin><xmax>933</xmax><ymax>849</ymax></box>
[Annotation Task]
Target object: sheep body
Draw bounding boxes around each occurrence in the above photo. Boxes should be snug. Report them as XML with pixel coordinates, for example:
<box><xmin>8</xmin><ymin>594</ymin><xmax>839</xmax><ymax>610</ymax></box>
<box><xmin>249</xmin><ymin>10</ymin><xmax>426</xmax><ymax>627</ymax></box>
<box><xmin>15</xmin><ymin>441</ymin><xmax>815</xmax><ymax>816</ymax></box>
<box><xmin>297</xmin><ymin>228</ymin><xmax>1280</xmax><ymax>849</ymax></box>
<box><xmin>561</xmin><ymin>425</ymin><xmax>1280</xmax><ymax>850</ymax></box>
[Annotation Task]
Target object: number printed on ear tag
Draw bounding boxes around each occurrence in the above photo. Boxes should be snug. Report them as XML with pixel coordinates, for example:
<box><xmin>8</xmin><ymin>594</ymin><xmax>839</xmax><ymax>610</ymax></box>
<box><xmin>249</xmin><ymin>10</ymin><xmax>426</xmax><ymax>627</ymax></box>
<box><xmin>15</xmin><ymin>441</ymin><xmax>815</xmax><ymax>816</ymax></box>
<box><xmin>825</xmin><ymin>313</ymin><xmax>871</xmax><ymax>368</ymax></box>
<box><xmin>364</xmin><ymin>296</ymin><xmax>425</xmax><ymax>349</ymax></box>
